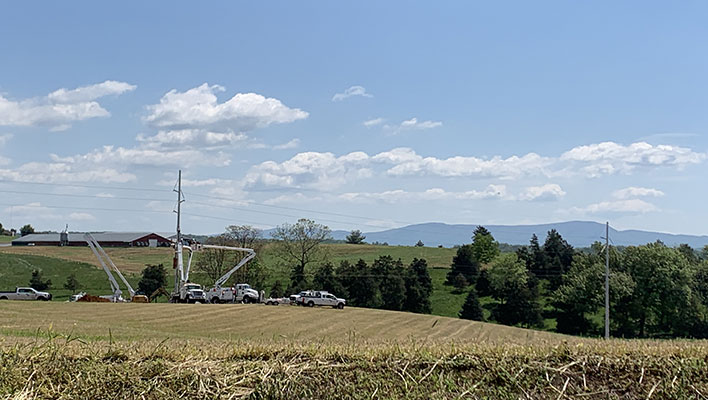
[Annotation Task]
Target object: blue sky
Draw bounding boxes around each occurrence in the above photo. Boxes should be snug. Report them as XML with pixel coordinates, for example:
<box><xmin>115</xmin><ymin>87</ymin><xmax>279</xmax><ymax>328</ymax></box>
<box><xmin>0</xmin><ymin>1</ymin><xmax>707</xmax><ymax>236</ymax></box>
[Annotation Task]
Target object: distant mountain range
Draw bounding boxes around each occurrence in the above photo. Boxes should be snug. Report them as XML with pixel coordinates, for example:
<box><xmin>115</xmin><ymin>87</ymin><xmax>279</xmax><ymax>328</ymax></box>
<box><xmin>269</xmin><ymin>221</ymin><xmax>708</xmax><ymax>248</ymax></box>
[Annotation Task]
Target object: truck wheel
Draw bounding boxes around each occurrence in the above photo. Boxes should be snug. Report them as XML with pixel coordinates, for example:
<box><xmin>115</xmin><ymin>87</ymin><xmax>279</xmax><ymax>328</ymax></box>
<box><xmin>243</xmin><ymin>296</ymin><xmax>251</xmax><ymax>304</ymax></box>
<box><xmin>307</xmin><ymin>301</ymin><xmax>315</xmax><ymax>307</ymax></box>
<box><xmin>337</xmin><ymin>303</ymin><xmax>344</xmax><ymax>309</ymax></box>
<box><xmin>38</xmin><ymin>297</ymin><xmax>48</xmax><ymax>301</ymax></box>
<box><xmin>0</xmin><ymin>296</ymin><xmax>7</xmax><ymax>300</ymax></box>
<box><xmin>211</xmin><ymin>297</ymin><xmax>220</xmax><ymax>304</ymax></box>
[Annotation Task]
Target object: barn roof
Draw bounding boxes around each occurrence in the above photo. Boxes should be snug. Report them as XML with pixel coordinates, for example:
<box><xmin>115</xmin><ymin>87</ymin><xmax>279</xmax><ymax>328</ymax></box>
<box><xmin>12</xmin><ymin>232</ymin><xmax>171</xmax><ymax>243</ymax></box>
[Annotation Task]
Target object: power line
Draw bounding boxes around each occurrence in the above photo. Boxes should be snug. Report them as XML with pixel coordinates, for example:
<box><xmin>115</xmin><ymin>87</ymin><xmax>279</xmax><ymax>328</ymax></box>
<box><xmin>0</xmin><ymin>179</ymin><xmax>167</xmax><ymax>193</ymax></box>
<box><xmin>0</xmin><ymin>189</ymin><xmax>172</xmax><ymax>203</ymax></box>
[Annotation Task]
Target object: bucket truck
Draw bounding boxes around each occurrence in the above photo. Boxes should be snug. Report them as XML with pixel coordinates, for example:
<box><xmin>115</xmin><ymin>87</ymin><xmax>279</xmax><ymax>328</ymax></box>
<box><xmin>168</xmin><ymin>170</ymin><xmax>206</xmax><ymax>304</ymax></box>
<box><xmin>203</xmin><ymin>245</ymin><xmax>261</xmax><ymax>303</ymax></box>
<box><xmin>85</xmin><ymin>233</ymin><xmax>147</xmax><ymax>302</ymax></box>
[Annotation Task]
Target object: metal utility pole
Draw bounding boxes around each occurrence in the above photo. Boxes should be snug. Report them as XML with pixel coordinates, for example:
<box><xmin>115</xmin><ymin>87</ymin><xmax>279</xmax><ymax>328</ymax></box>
<box><xmin>605</xmin><ymin>221</ymin><xmax>610</xmax><ymax>340</ymax></box>
<box><xmin>175</xmin><ymin>169</ymin><xmax>183</xmax><ymax>244</ymax></box>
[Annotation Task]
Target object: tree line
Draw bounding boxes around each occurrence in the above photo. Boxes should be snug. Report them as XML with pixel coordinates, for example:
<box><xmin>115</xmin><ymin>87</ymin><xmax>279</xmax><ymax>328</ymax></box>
<box><xmin>452</xmin><ymin>226</ymin><xmax>708</xmax><ymax>338</ymax></box>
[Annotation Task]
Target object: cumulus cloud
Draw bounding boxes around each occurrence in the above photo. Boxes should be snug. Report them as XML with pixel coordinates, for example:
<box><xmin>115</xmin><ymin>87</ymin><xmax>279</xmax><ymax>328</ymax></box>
<box><xmin>0</xmin><ymin>80</ymin><xmax>135</xmax><ymax>130</ymax></box>
<box><xmin>612</xmin><ymin>186</ymin><xmax>665</xmax><ymax>199</ymax></box>
<box><xmin>55</xmin><ymin>145</ymin><xmax>230</xmax><ymax>168</ymax></box>
<box><xmin>561</xmin><ymin>141</ymin><xmax>705</xmax><ymax>177</ymax></box>
<box><xmin>384</xmin><ymin>117</ymin><xmax>442</xmax><ymax>133</ymax></box>
<box><xmin>0</xmin><ymin>161</ymin><xmax>135</xmax><ymax>183</ymax></box>
<box><xmin>332</xmin><ymin>85</ymin><xmax>373</xmax><ymax>102</ymax></box>
<box><xmin>572</xmin><ymin>199</ymin><xmax>659</xmax><ymax>214</ymax></box>
<box><xmin>136</xmin><ymin>129</ymin><xmax>249</xmax><ymax>149</ymax></box>
<box><xmin>339</xmin><ymin>185</ymin><xmax>508</xmax><ymax>203</ymax></box>
<box><xmin>373</xmin><ymin>147</ymin><xmax>552</xmax><ymax>179</ymax></box>
<box><xmin>144</xmin><ymin>83</ymin><xmax>308</xmax><ymax>132</ymax></box>
<box><xmin>68</xmin><ymin>212</ymin><xmax>95</xmax><ymax>221</ymax></box>
<box><xmin>245</xmin><ymin>151</ymin><xmax>372</xmax><ymax>189</ymax></box>
<box><xmin>519</xmin><ymin>184</ymin><xmax>566</xmax><ymax>201</ymax></box>
<box><xmin>363</xmin><ymin>117</ymin><xmax>385</xmax><ymax>128</ymax></box>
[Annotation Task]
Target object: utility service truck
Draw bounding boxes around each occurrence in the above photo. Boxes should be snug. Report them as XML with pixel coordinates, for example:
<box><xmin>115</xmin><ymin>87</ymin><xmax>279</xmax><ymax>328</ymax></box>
<box><xmin>203</xmin><ymin>245</ymin><xmax>260</xmax><ymax>303</ymax></box>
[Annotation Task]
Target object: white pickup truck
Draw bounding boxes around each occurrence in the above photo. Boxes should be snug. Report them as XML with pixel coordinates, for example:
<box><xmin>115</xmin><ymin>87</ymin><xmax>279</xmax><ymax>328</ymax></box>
<box><xmin>0</xmin><ymin>287</ymin><xmax>52</xmax><ymax>301</ymax></box>
<box><xmin>299</xmin><ymin>291</ymin><xmax>346</xmax><ymax>309</ymax></box>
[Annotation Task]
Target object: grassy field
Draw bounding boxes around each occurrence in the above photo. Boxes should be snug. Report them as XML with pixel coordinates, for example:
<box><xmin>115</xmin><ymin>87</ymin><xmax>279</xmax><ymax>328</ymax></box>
<box><xmin>0</xmin><ymin>243</ymin><xmax>456</xmax><ymax>274</ymax></box>
<box><xmin>1</xmin><ymin>302</ymin><xmax>708</xmax><ymax>399</ymax></box>
<box><xmin>0</xmin><ymin>244</ymin><xmax>488</xmax><ymax>318</ymax></box>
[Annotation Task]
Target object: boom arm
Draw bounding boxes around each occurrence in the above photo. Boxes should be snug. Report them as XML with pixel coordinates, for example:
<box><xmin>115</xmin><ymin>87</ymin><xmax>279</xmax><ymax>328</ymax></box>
<box><xmin>204</xmin><ymin>245</ymin><xmax>257</xmax><ymax>288</ymax></box>
<box><xmin>85</xmin><ymin>234</ymin><xmax>122</xmax><ymax>297</ymax></box>
<box><xmin>85</xmin><ymin>233</ymin><xmax>135</xmax><ymax>298</ymax></box>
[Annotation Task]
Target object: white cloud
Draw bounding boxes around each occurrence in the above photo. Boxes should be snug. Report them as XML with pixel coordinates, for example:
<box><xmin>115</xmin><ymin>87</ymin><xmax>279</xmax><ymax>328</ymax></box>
<box><xmin>245</xmin><ymin>151</ymin><xmax>372</xmax><ymax>189</ymax></box>
<box><xmin>0</xmin><ymin>80</ymin><xmax>135</xmax><ymax>130</ymax></box>
<box><xmin>144</xmin><ymin>83</ymin><xmax>308</xmax><ymax>131</ymax></box>
<box><xmin>612</xmin><ymin>186</ymin><xmax>665</xmax><ymax>199</ymax></box>
<box><xmin>373</xmin><ymin>147</ymin><xmax>551</xmax><ymax>179</ymax></box>
<box><xmin>136</xmin><ymin>129</ymin><xmax>249</xmax><ymax>149</ymax></box>
<box><xmin>519</xmin><ymin>184</ymin><xmax>566</xmax><ymax>201</ymax></box>
<box><xmin>339</xmin><ymin>185</ymin><xmax>508</xmax><ymax>203</ymax></box>
<box><xmin>561</xmin><ymin>141</ymin><xmax>705</xmax><ymax>177</ymax></box>
<box><xmin>0</xmin><ymin>162</ymin><xmax>135</xmax><ymax>183</ymax></box>
<box><xmin>332</xmin><ymin>85</ymin><xmax>373</xmax><ymax>102</ymax></box>
<box><xmin>363</xmin><ymin>117</ymin><xmax>385</xmax><ymax>128</ymax></box>
<box><xmin>572</xmin><ymin>199</ymin><xmax>659</xmax><ymax>214</ymax></box>
<box><xmin>47</xmin><ymin>80</ymin><xmax>136</xmax><ymax>103</ymax></box>
<box><xmin>95</xmin><ymin>193</ymin><xmax>115</xmax><ymax>198</ymax></box>
<box><xmin>273</xmin><ymin>138</ymin><xmax>301</xmax><ymax>150</ymax></box>
<box><xmin>384</xmin><ymin>117</ymin><xmax>442</xmax><ymax>133</ymax></box>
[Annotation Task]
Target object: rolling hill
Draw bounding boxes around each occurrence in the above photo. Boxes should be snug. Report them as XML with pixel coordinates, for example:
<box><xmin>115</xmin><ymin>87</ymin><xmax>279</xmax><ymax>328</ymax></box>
<box><xmin>321</xmin><ymin>221</ymin><xmax>708</xmax><ymax>248</ymax></box>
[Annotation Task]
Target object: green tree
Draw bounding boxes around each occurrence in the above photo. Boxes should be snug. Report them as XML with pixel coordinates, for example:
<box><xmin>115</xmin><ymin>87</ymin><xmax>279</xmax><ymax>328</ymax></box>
<box><xmin>63</xmin><ymin>273</ymin><xmax>81</xmax><ymax>293</ymax></box>
<box><xmin>345</xmin><ymin>230</ymin><xmax>366</xmax><ymax>244</ymax></box>
<box><xmin>224</xmin><ymin>225</ymin><xmax>263</xmax><ymax>249</ymax></box>
<box><xmin>488</xmin><ymin>254</ymin><xmax>543</xmax><ymax>328</ymax></box>
<box><xmin>137</xmin><ymin>264</ymin><xmax>167</xmax><ymax>296</ymax></box>
<box><xmin>340</xmin><ymin>259</ymin><xmax>381</xmax><ymax>308</ymax></box>
<box><xmin>677</xmin><ymin>244</ymin><xmax>699</xmax><ymax>265</ymax></box>
<box><xmin>476</xmin><ymin>268</ymin><xmax>491</xmax><ymax>296</ymax></box>
<box><xmin>269</xmin><ymin>280</ymin><xmax>284</xmax><ymax>298</ymax></box>
<box><xmin>542</xmin><ymin>229</ymin><xmax>574</xmax><ymax>289</ymax></box>
<box><xmin>552</xmin><ymin>254</ymin><xmax>603</xmax><ymax>335</ymax></box>
<box><xmin>313</xmin><ymin>262</ymin><xmax>345</xmax><ymax>295</ymax></box>
<box><xmin>445</xmin><ymin>244</ymin><xmax>480</xmax><ymax>286</ymax></box>
<box><xmin>372</xmin><ymin>255</ymin><xmax>406</xmax><ymax>311</ymax></box>
<box><xmin>29</xmin><ymin>269</ymin><xmax>51</xmax><ymax>291</ymax></box>
<box><xmin>20</xmin><ymin>224</ymin><xmax>34</xmax><ymax>237</ymax></box>
<box><xmin>272</xmin><ymin>219</ymin><xmax>331</xmax><ymax>290</ymax></box>
<box><xmin>459</xmin><ymin>288</ymin><xmax>484</xmax><ymax>321</ymax></box>
<box><xmin>403</xmin><ymin>258</ymin><xmax>432</xmax><ymax>313</ymax></box>
<box><xmin>617</xmin><ymin>243</ymin><xmax>695</xmax><ymax>337</ymax></box>
<box><xmin>231</xmin><ymin>257</ymin><xmax>267</xmax><ymax>291</ymax></box>
<box><xmin>452</xmin><ymin>273</ymin><xmax>468</xmax><ymax>293</ymax></box>
<box><xmin>470</xmin><ymin>226</ymin><xmax>500</xmax><ymax>264</ymax></box>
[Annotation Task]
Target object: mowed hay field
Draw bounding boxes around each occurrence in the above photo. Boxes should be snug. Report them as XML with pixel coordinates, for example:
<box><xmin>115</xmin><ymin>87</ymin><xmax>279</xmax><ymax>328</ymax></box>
<box><xmin>2</xmin><ymin>303</ymin><xmax>708</xmax><ymax>398</ymax></box>
<box><xmin>0</xmin><ymin>302</ymin><xmax>558</xmax><ymax>344</ymax></box>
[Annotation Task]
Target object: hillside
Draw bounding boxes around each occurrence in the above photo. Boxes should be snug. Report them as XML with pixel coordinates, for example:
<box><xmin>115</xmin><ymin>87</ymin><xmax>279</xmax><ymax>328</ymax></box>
<box><xmin>332</xmin><ymin>221</ymin><xmax>708</xmax><ymax>247</ymax></box>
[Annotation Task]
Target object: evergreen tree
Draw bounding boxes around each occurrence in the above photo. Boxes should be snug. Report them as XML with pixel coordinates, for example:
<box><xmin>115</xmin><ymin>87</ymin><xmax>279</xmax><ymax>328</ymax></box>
<box><xmin>137</xmin><ymin>264</ymin><xmax>167</xmax><ymax>296</ymax></box>
<box><xmin>415</xmin><ymin>240</ymin><xmax>424</xmax><ymax>247</ymax></box>
<box><xmin>445</xmin><ymin>244</ymin><xmax>480</xmax><ymax>285</ymax></box>
<box><xmin>313</xmin><ymin>262</ymin><xmax>345</xmax><ymax>295</ymax></box>
<box><xmin>403</xmin><ymin>258</ymin><xmax>432</xmax><ymax>313</ymax></box>
<box><xmin>344</xmin><ymin>259</ymin><xmax>382</xmax><ymax>308</ymax></box>
<box><xmin>372</xmin><ymin>255</ymin><xmax>406</xmax><ymax>310</ymax></box>
<box><xmin>459</xmin><ymin>287</ymin><xmax>484</xmax><ymax>321</ymax></box>
<box><xmin>542</xmin><ymin>230</ymin><xmax>574</xmax><ymax>289</ymax></box>
<box><xmin>452</xmin><ymin>273</ymin><xmax>468</xmax><ymax>293</ymax></box>
<box><xmin>470</xmin><ymin>226</ymin><xmax>500</xmax><ymax>264</ymax></box>
<box><xmin>488</xmin><ymin>254</ymin><xmax>543</xmax><ymax>328</ymax></box>
<box><xmin>476</xmin><ymin>268</ymin><xmax>491</xmax><ymax>296</ymax></box>
<box><xmin>345</xmin><ymin>230</ymin><xmax>366</xmax><ymax>244</ymax></box>
<box><xmin>29</xmin><ymin>269</ymin><xmax>51</xmax><ymax>291</ymax></box>
<box><xmin>63</xmin><ymin>273</ymin><xmax>81</xmax><ymax>293</ymax></box>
